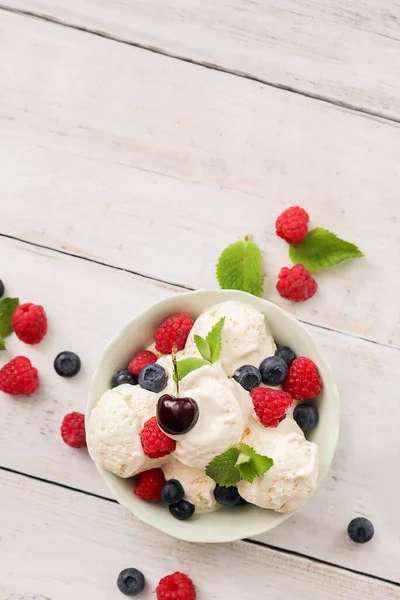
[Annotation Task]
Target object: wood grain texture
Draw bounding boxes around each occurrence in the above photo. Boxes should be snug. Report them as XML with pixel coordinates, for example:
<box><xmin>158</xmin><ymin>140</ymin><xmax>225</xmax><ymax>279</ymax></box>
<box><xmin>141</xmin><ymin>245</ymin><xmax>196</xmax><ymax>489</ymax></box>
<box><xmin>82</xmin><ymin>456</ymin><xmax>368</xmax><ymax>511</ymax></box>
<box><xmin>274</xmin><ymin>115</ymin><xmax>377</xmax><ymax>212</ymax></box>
<box><xmin>1</xmin><ymin>11</ymin><xmax>400</xmax><ymax>346</ymax></box>
<box><xmin>3</xmin><ymin>0</ymin><xmax>400</xmax><ymax>119</ymax></box>
<box><xmin>1</xmin><ymin>469</ymin><xmax>399</xmax><ymax>600</ymax></box>
<box><xmin>0</xmin><ymin>236</ymin><xmax>399</xmax><ymax>582</ymax></box>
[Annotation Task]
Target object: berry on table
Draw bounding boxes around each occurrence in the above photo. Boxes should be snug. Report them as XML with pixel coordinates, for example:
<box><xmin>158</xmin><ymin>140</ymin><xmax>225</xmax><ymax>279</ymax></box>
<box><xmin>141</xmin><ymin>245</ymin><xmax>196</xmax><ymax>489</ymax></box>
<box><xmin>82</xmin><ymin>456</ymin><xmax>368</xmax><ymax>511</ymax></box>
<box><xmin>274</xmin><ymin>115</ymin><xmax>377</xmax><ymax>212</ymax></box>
<box><xmin>154</xmin><ymin>313</ymin><xmax>194</xmax><ymax>354</ymax></box>
<box><xmin>0</xmin><ymin>356</ymin><xmax>39</xmax><ymax>396</ymax></box>
<box><xmin>259</xmin><ymin>356</ymin><xmax>288</xmax><ymax>385</ymax></box>
<box><xmin>117</xmin><ymin>568</ymin><xmax>145</xmax><ymax>596</ymax></box>
<box><xmin>138</xmin><ymin>363</ymin><xmax>167</xmax><ymax>393</ymax></box>
<box><xmin>293</xmin><ymin>403</ymin><xmax>319</xmax><ymax>432</ymax></box>
<box><xmin>128</xmin><ymin>350</ymin><xmax>157</xmax><ymax>375</ymax></box>
<box><xmin>233</xmin><ymin>365</ymin><xmax>262</xmax><ymax>391</ymax></box>
<box><xmin>250</xmin><ymin>387</ymin><xmax>292</xmax><ymax>428</ymax></box>
<box><xmin>169</xmin><ymin>499</ymin><xmax>195</xmax><ymax>521</ymax></box>
<box><xmin>54</xmin><ymin>351</ymin><xmax>81</xmax><ymax>377</ymax></box>
<box><xmin>214</xmin><ymin>484</ymin><xmax>242</xmax><ymax>507</ymax></box>
<box><xmin>0</xmin><ymin>279</ymin><xmax>4</xmax><ymax>298</ymax></box>
<box><xmin>283</xmin><ymin>357</ymin><xmax>322</xmax><ymax>400</ymax></box>
<box><xmin>162</xmin><ymin>479</ymin><xmax>185</xmax><ymax>505</ymax></box>
<box><xmin>12</xmin><ymin>303</ymin><xmax>47</xmax><ymax>344</ymax></box>
<box><xmin>140</xmin><ymin>416</ymin><xmax>176</xmax><ymax>458</ymax></box>
<box><xmin>276</xmin><ymin>206</ymin><xmax>309</xmax><ymax>245</ymax></box>
<box><xmin>112</xmin><ymin>369</ymin><xmax>137</xmax><ymax>388</ymax></box>
<box><xmin>156</xmin><ymin>572</ymin><xmax>196</xmax><ymax>600</ymax></box>
<box><xmin>61</xmin><ymin>412</ymin><xmax>86</xmax><ymax>448</ymax></box>
<box><xmin>347</xmin><ymin>517</ymin><xmax>374</xmax><ymax>544</ymax></box>
<box><xmin>134</xmin><ymin>468</ymin><xmax>165</xmax><ymax>501</ymax></box>
<box><xmin>276</xmin><ymin>264</ymin><xmax>318</xmax><ymax>302</ymax></box>
<box><xmin>275</xmin><ymin>345</ymin><xmax>296</xmax><ymax>367</ymax></box>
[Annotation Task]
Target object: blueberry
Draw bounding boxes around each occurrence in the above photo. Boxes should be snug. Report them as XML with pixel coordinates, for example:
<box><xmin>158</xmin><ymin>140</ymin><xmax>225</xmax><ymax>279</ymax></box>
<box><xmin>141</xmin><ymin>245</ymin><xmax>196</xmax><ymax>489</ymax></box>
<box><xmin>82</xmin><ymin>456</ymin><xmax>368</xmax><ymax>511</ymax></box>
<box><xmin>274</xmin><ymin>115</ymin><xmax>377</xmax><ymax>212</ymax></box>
<box><xmin>347</xmin><ymin>518</ymin><xmax>374</xmax><ymax>544</ymax></box>
<box><xmin>169</xmin><ymin>499</ymin><xmax>195</xmax><ymax>520</ymax></box>
<box><xmin>117</xmin><ymin>568</ymin><xmax>145</xmax><ymax>596</ymax></box>
<box><xmin>0</xmin><ymin>280</ymin><xmax>4</xmax><ymax>298</ymax></box>
<box><xmin>259</xmin><ymin>356</ymin><xmax>288</xmax><ymax>385</ymax></box>
<box><xmin>233</xmin><ymin>365</ymin><xmax>262</xmax><ymax>391</ymax></box>
<box><xmin>275</xmin><ymin>346</ymin><xmax>296</xmax><ymax>366</ymax></box>
<box><xmin>162</xmin><ymin>479</ymin><xmax>185</xmax><ymax>505</ymax></box>
<box><xmin>54</xmin><ymin>351</ymin><xmax>81</xmax><ymax>378</ymax></box>
<box><xmin>293</xmin><ymin>404</ymin><xmax>319</xmax><ymax>432</ymax></box>
<box><xmin>138</xmin><ymin>363</ymin><xmax>167</xmax><ymax>393</ymax></box>
<box><xmin>214</xmin><ymin>485</ymin><xmax>242</xmax><ymax>507</ymax></box>
<box><xmin>112</xmin><ymin>369</ymin><xmax>137</xmax><ymax>388</ymax></box>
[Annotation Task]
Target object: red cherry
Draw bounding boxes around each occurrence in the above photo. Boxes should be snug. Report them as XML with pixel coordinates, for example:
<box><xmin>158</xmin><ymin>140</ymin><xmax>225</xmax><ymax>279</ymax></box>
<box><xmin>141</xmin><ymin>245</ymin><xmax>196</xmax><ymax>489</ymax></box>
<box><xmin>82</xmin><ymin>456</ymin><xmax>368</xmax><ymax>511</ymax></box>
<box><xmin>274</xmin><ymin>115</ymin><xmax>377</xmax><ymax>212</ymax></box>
<box><xmin>157</xmin><ymin>394</ymin><xmax>199</xmax><ymax>435</ymax></box>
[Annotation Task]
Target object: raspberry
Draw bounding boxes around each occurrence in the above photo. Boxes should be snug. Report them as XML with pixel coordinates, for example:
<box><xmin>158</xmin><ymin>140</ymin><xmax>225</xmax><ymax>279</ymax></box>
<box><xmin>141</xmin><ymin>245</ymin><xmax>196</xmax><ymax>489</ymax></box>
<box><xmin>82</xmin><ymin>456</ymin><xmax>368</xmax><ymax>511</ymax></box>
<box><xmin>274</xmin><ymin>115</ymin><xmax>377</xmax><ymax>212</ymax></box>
<box><xmin>276</xmin><ymin>264</ymin><xmax>318</xmax><ymax>302</ymax></box>
<box><xmin>154</xmin><ymin>314</ymin><xmax>194</xmax><ymax>354</ymax></box>
<box><xmin>12</xmin><ymin>303</ymin><xmax>48</xmax><ymax>344</ymax></box>
<box><xmin>283</xmin><ymin>356</ymin><xmax>322</xmax><ymax>400</ymax></box>
<box><xmin>276</xmin><ymin>206</ymin><xmax>309</xmax><ymax>244</ymax></box>
<box><xmin>128</xmin><ymin>350</ymin><xmax>157</xmax><ymax>375</ymax></box>
<box><xmin>140</xmin><ymin>416</ymin><xmax>176</xmax><ymax>458</ymax></box>
<box><xmin>156</xmin><ymin>572</ymin><xmax>196</xmax><ymax>600</ymax></box>
<box><xmin>134</xmin><ymin>468</ymin><xmax>165</xmax><ymax>501</ymax></box>
<box><xmin>0</xmin><ymin>356</ymin><xmax>39</xmax><ymax>395</ymax></box>
<box><xmin>250</xmin><ymin>387</ymin><xmax>292</xmax><ymax>428</ymax></box>
<box><xmin>61</xmin><ymin>412</ymin><xmax>86</xmax><ymax>448</ymax></box>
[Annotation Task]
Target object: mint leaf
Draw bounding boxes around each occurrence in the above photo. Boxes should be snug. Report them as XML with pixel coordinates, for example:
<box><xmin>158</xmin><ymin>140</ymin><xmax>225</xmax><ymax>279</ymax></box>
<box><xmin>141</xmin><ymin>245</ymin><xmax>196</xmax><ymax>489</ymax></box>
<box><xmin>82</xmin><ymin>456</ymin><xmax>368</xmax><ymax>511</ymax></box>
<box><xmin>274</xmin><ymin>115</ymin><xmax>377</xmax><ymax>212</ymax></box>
<box><xmin>0</xmin><ymin>298</ymin><xmax>19</xmax><ymax>338</ymax></box>
<box><xmin>216</xmin><ymin>238</ymin><xmax>263</xmax><ymax>297</ymax></box>
<box><xmin>0</xmin><ymin>335</ymin><xmax>5</xmax><ymax>351</ymax></box>
<box><xmin>175</xmin><ymin>358</ymin><xmax>209</xmax><ymax>381</ymax></box>
<box><xmin>194</xmin><ymin>334</ymin><xmax>211</xmax><ymax>362</ymax></box>
<box><xmin>206</xmin><ymin>447</ymin><xmax>241</xmax><ymax>487</ymax></box>
<box><xmin>205</xmin><ymin>317</ymin><xmax>225</xmax><ymax>363</ymax></box>
<box><xmin>238</xmin><ymin>443</ymin><xmax>274</xmax><ymax>480</ymax></box>
<box><xmin>289</xmin><ymin>228</ymin><xmax>363</xmax><ymax>273</ymax></box>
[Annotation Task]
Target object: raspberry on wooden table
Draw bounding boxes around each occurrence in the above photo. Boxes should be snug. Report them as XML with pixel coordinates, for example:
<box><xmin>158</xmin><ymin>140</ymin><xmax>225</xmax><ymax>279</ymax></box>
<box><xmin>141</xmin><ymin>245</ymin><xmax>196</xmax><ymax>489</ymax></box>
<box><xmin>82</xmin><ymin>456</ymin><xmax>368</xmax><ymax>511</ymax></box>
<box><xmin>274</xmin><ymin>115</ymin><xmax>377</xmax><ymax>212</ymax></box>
<box><xmin>276</xmin><ymin>264</ymin><xmax>318</xmax><ymax>302</ymax></box>
<box><xmin>61</xmin><ymin>412</ymin><xmax>86</xmax><ymax>448</ymax></box>
<box><xmin>250</xmin><ymin>387</ymin><xmax>292</xmax><ymax>428</ymax></box>
<box><xmin>0</xmin><ymin>356</ymin><xmax>39</xmax><ymax>395</ymax></box>
<box><xmin>156</xmin><ymin>572</ymin><xmax>196</xmax><ymax>600</ymax></box>
<box><xmin>283</xmin><ymin>357</ymin><xmax>322</xmax><ymax>400</ymax></box>
<box><xmin>154</xmin><ymin>314</ymin><xmax>194</xmax><ymax>354</ymax></box>
<box><xmin>12</xmin><ymin>303</ymin><xmax>48</xmax><ymax>344</ymax></box>
<box><xmin>128</xmin><ymin>350</ymin><xmax>157</xmax><ymax>375</ymax></box>
<box><xmin>134</xmin><ymin>468</ymin><xmax>166</xmax><ymax>501</ymax></box>
<box><xmin>275</xmin><ymin>206</ymin><xmax>309</xmax><ymax>244</ymax></box>
<box><xmin>140</xmin><ymin>416</ymin><xmax>176</xmax><ymax>458</ymax></box>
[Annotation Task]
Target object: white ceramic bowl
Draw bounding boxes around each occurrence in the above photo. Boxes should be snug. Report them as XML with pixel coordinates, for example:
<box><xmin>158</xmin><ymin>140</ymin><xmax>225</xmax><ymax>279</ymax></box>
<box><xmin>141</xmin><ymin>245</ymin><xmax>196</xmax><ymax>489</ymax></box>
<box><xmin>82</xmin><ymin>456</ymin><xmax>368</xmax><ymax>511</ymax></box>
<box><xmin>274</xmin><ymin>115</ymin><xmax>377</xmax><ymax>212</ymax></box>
<box><xmin>87</xmin><ymin>289</ymin><xmax>340</xmax><ymax>543</ymax></box>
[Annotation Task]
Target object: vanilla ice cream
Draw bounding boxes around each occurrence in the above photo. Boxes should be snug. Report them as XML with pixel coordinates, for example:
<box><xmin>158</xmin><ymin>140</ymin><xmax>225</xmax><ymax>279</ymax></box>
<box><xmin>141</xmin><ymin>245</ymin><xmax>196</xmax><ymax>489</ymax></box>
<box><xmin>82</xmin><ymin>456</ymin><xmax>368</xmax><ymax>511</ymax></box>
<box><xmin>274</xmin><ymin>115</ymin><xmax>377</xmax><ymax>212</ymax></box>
<box><xmin>87</xmin><ymin>384</ymin><xmax>164</xmax><ymax>477</ymax></box>
<box><xmin>162</xmin><ymin>459</ymin><xmax>219</xmax><ymax>514</ymax></box>
<box><xmin>185</xmin><ymin>301</ymin><xmax>276</xmax><ymax>376</ymax></box>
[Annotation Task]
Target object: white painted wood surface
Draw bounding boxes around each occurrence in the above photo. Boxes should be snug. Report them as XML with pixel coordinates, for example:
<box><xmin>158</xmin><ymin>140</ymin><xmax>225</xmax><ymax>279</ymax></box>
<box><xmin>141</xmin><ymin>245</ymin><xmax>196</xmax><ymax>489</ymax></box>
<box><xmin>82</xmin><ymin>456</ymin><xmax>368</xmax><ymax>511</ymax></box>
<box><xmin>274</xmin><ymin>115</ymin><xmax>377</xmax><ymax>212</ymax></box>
<box><xmin>3</xmin><ymin>0</ymin><xmax>400</xmax><ymax>119</ymax></box>
<box><xmin>1</xmin><ymin>11</ymin><xmax>400</xmax><ymax>348</ymax></box>
<box><xmin>2</xmin><ymin>469</ymin><xmax>400</xmax><ymax>600</ymax></box>
<box><xmin>0</xmin><ymin>236</ymin><xmax>399</xmax><ymax>584</ymax></box>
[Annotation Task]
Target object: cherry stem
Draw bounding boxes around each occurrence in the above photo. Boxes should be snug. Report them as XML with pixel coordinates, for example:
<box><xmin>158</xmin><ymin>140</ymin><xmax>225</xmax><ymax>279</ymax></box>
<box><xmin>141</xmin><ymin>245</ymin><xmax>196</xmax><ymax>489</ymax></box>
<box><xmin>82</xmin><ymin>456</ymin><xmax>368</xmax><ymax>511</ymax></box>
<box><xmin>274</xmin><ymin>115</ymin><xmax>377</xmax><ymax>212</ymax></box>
<box><xmin>172</xmin><ymin>344</ymin><xmax>179</xmax><ymax>398</ymax></box>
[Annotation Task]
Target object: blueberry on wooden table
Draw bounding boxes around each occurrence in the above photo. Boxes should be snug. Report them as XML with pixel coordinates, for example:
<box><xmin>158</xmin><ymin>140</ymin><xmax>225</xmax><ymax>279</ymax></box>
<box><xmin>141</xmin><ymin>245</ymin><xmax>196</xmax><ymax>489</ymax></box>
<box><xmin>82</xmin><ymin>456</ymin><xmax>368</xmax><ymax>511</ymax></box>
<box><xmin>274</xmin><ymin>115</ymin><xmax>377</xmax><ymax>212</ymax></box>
<box><xmin>347</xmin><ymin>518</ymin><xmax>374</xmax><ymax>543</ymax></box>
<box><xmin>54</xmin><ymin>351</ymin><xmax>81</xmax><ymax>377</ymax></box>
<box><xmin>117</xmin><ymin>568</ymin><xmax>145</xmax><ymax>596</ymax></box>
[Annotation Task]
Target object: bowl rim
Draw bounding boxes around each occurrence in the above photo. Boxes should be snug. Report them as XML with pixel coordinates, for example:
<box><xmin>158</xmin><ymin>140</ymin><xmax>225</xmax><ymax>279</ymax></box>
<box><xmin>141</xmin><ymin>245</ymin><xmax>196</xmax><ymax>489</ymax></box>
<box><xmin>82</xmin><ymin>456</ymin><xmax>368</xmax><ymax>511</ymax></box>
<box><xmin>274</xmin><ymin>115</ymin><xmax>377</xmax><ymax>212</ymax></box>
<box><xmin>87</xmin><ymin>289</ymin><xmax>340</xmax><ymax>543</ymax></box>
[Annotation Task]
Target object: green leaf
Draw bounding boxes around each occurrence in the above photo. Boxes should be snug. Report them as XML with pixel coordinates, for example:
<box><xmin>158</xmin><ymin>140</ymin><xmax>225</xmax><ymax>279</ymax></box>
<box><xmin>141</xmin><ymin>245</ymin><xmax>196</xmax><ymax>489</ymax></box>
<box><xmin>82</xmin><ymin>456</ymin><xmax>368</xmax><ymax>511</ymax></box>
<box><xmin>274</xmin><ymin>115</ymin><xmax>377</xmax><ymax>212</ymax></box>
<box><xmin>0</xmin><ymin>298</ymin><xmax>19</xmax><ymax>338</ymax></box>
<box><xmin>205</xmin><ymin>317</ymin><xmax>225</xmax><ymax>363</ymax></box>
<box><xmin>0</xmin><ymin>335</ymin><xmax>5</xmax><ymax>351</ymax></box>
<box><xmin>206</xmin><ymin>447</ymin><xmax>241</xmax><ymax>487</ymax></box>
<box><xmin>174</xmin><ymin>358</ymin><xmax>210</xmax><ymax>381</ymax></box>
<box><xmin>194</xmin><ymin>334</ymin><xmax>211</xmax><ymax>362</ymax></box>
<box><xmin>238</xmin><ymin>443</ymin><xmax>274</xmax><ymax>479</ymax></box>
<box><xmin>216</xmin><ymin>238</ymin><xmax>263</xmax><ymax>297</ymax></box>
<box><xmin>289</xmin><ymin>228</ymin><xmax>364</xmax><ymax>273</ymax></box>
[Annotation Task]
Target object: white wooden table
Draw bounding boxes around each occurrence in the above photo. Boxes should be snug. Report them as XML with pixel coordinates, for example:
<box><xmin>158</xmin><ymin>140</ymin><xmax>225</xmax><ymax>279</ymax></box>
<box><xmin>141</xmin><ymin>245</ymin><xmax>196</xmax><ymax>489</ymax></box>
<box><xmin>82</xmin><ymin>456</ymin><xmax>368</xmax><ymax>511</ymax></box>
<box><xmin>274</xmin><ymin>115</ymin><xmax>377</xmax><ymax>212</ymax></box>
<box><xmin>1</xmin><ymin>1</ymin><xmax>400</xmax><ymax>598</ymax></box>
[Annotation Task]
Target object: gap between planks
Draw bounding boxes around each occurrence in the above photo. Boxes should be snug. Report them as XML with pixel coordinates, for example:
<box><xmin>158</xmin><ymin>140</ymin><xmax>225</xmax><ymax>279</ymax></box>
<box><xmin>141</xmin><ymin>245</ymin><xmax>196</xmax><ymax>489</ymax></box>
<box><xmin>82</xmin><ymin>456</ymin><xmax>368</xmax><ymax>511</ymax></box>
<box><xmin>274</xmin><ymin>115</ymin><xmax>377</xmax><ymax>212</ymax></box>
<box><xmin>1</xmin><ymin>465</ymin><xmax>399</xmax><ymax>591</ymax></box>
<box><xmin>1</xmin><ymin>4</ymin><xmax>400</xmax><ymax>128</ymax></box>
<box><xmin>1</xmin><ymin>231</ymin><xmax>399</xmax><ymax>354</ymax></box>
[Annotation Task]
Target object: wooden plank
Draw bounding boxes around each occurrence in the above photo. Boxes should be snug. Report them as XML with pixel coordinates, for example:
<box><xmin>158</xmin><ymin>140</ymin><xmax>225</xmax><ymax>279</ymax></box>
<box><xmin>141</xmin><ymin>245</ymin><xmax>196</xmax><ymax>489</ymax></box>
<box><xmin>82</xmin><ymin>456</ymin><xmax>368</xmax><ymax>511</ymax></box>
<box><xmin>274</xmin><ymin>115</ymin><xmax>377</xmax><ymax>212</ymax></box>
<box><xmin>0</xmin><ymin>236</ymin><xmax>399</xmax><ymax>582</ymax></box>
<box><xmin>1</xmin><ymin>469</ymin><xmax>399</xmax><ymax>600</ymax></box>
<box><xmin>1</xmin><ymin>11</ymin><xmax>400</xmax><ymax>346</ymax></box>
<box><xmin>3</xmin><ymin>0</ymin><xmax>400</xmax><ymax>119</ymax></box>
